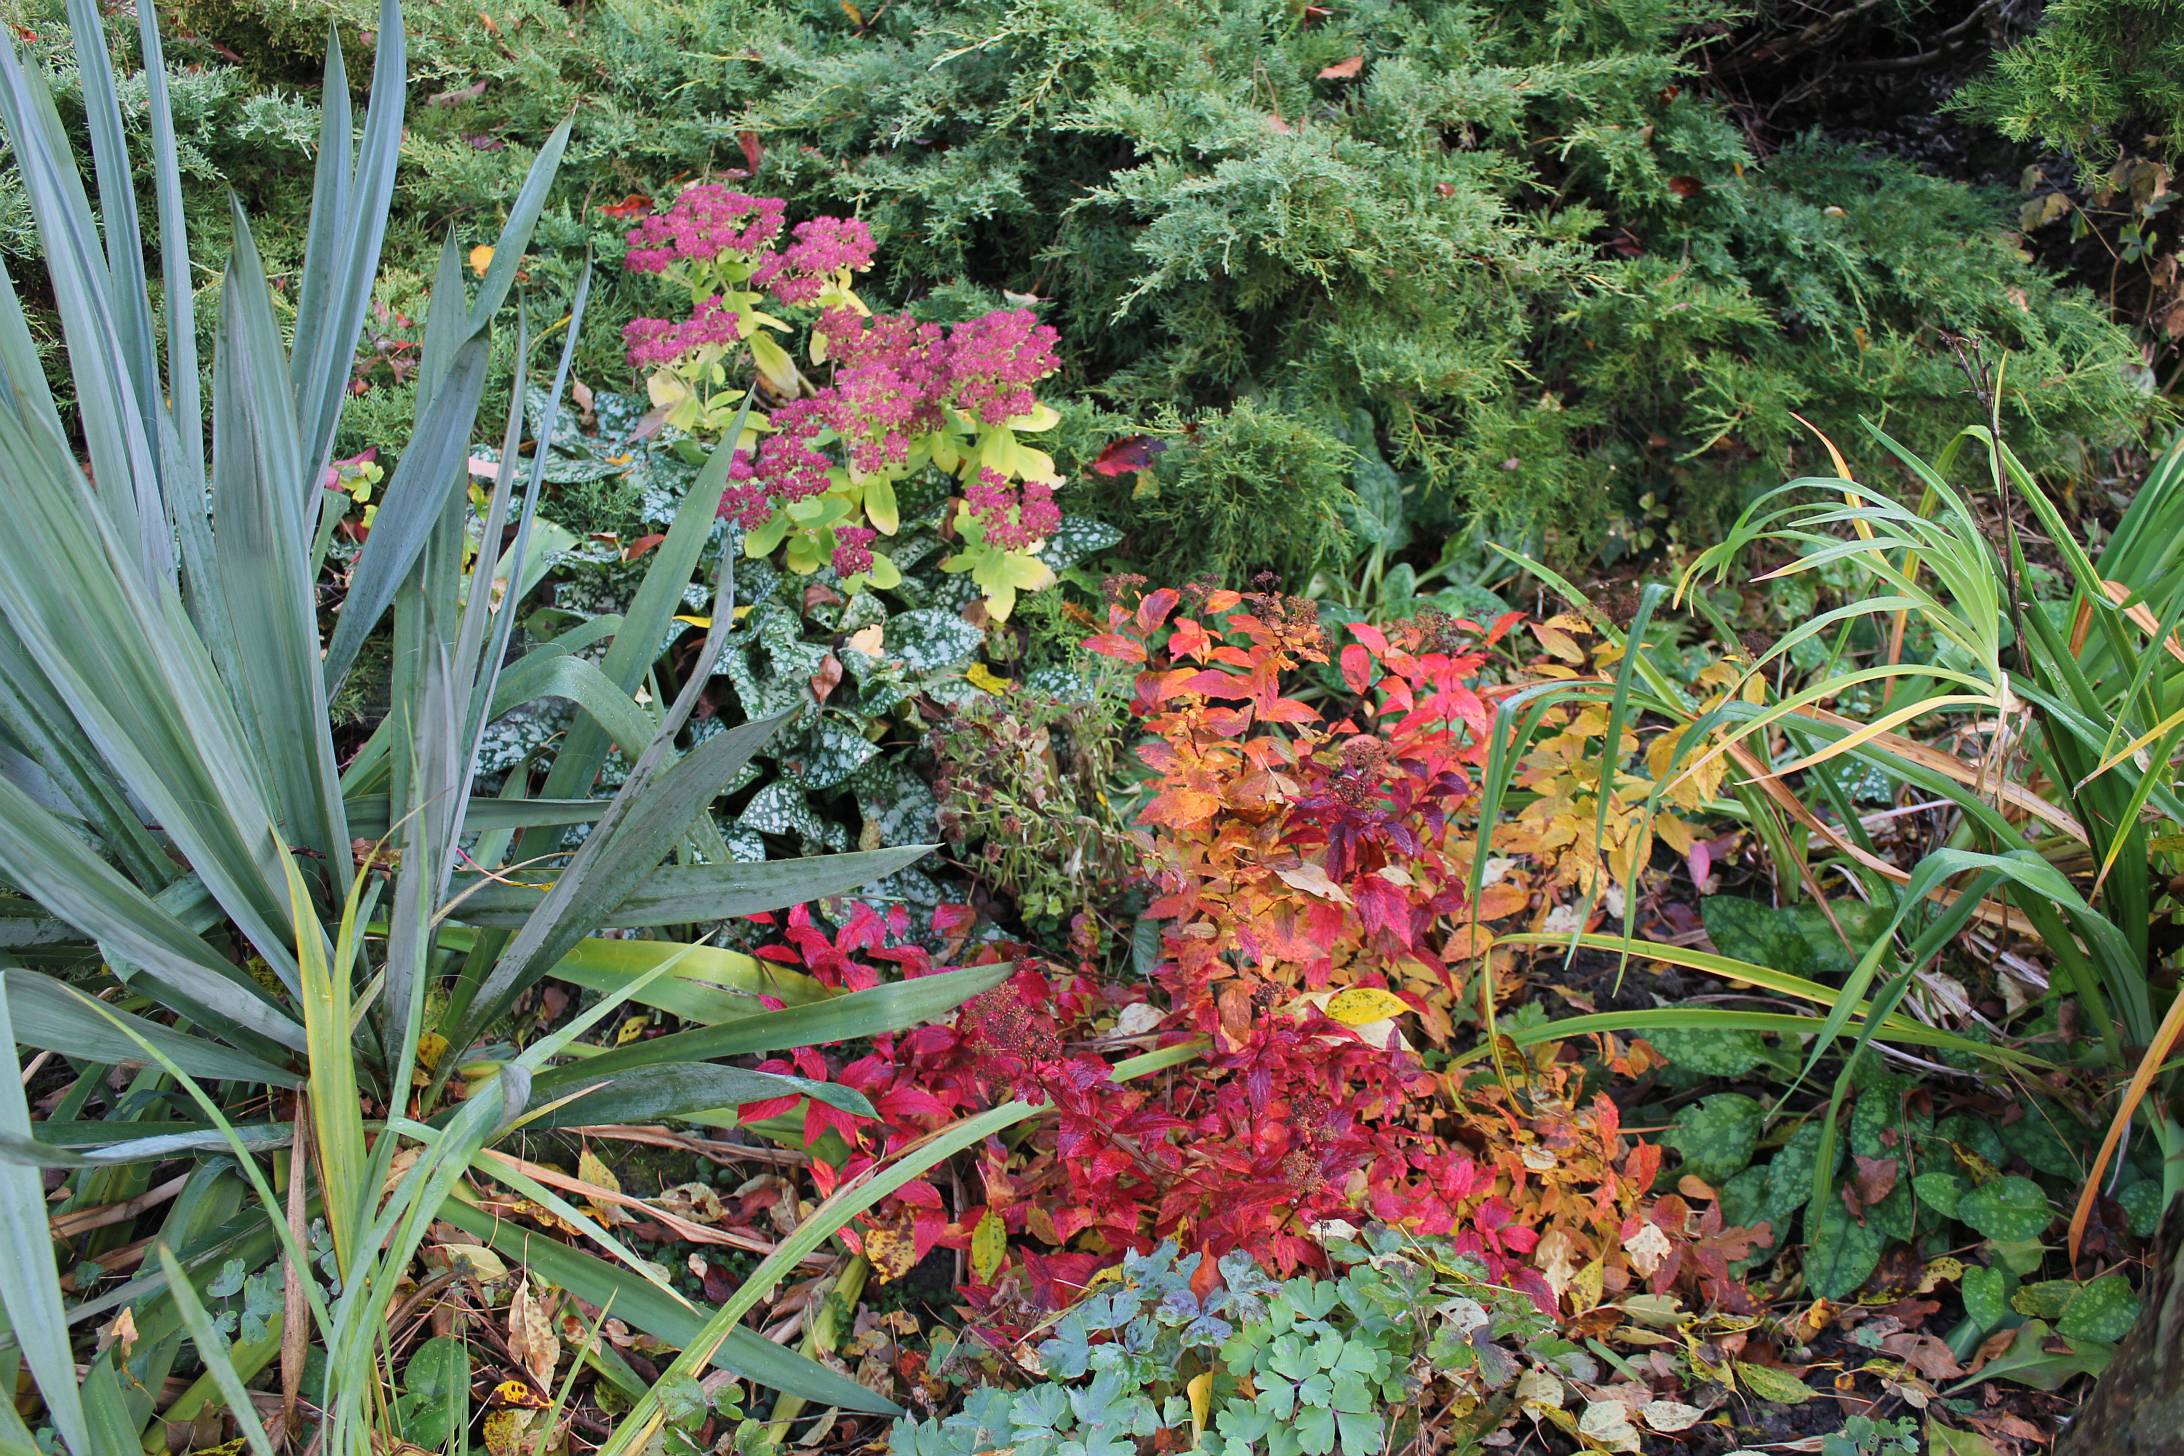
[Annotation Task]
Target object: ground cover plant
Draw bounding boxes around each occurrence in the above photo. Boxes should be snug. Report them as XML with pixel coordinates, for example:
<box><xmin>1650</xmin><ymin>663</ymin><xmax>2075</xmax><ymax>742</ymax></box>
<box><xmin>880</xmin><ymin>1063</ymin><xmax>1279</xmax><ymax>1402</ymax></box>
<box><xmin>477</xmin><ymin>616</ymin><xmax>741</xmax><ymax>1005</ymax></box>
<box><xmin>6</xmin><ymin>0</ymin><xmax>2184</xmax><ymax>1453</ymax></box>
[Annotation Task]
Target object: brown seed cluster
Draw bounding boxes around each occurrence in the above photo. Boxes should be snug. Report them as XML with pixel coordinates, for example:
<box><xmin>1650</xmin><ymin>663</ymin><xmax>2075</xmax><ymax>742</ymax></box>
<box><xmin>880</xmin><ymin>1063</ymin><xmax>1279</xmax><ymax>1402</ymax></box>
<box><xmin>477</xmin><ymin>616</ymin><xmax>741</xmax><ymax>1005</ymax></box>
<box><xmin>963</xmin><ymin>985</ymin><xmax>1061</xmax><ymax>1062</ymax></box>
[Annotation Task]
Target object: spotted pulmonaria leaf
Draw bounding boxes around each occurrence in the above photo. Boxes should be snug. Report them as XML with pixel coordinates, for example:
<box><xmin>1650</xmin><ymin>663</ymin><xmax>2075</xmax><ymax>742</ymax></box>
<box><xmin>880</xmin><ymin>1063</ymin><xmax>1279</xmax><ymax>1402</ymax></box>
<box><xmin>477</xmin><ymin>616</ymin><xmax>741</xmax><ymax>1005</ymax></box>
<box><xmin>1664</xmin><ymin>1092</ymin><xmax>1762</xmax><ymax>1184</ymax></box>
<box><xmin>1960</xmin><ymin>1264</ymin><xmax>2010</xmax><ymax>1330</ymax></box>
<box><xmin>970</xmin><ymin>1209</ymin><xmax>1007</xmax><ymax>1283</ymax></box>
<box><xmin>1957</xmin><ymin>1176</ymin><xmax>2052</xmax><ymax>1243</ymax></box>
<box><xmin>2056</xmin><ymin>1273</ymin><xmax>2141</xmax><ymax>1343</ymax></box>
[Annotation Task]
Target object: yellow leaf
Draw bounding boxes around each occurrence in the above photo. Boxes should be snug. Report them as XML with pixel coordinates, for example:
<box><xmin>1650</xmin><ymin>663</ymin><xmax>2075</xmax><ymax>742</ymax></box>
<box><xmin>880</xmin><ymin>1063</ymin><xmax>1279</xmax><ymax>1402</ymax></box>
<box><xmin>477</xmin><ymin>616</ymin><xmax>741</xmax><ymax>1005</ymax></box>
<box><xmin>99</xmin><ymin>1308</ymin><xmax>137</xmax><ymax>1359</ymax></box>
<box><xmin>864</xmin><ymin>1219</ymin><xmax>919</xmax><ymax>1283</ymax></box>
<box><xmin>1324</xmin><ymin>986</ymin><xmax>1410</xmax><ymax>1027</ymax></box>
<box><xmin>613</xmin><ymin>1013</ymin><xmax>649</xmax><ymax>1046</ymax></box>
<box><xmin>1015</xmin><ymin>445</ymin><xmax>1062</xmax><ymax>485</ymax></box>
<box><xmin>483</xmin><ymin>1408</ymin><xmax>542</xmax><ymax>1456</ymax></box>
<box><xmin>970</xmin><ymin>1209</ymin><xmax>1007</xmax><ymax>1283</ymax></box>
<box><xmin>469</xmin><ymin>244</ymin><xmax>495</xmax><ymax>277</ymax></box>
<box><xmin>1917</xmin><ymin>1256</ymin><xmax>1965</xmax><ymax>1294</ymax></box>
<box><xmin>412</xmin><ymin>1031</ymin><xmax>450</xmax><ymax>1087</ymax></box>
<box><xmin>1734</xmin><ymin>1361</ymin><xmax>1813</xmax><ymax>1405</ymax></box>
<box><xmin>1188</xmin><ymin>1371</ymin><xmax>1213</xmax><ymax>1439</ymax></box>
<box><xmin>491</xmin><ymin>1379</ymin><xmax>550</xmax><ymax>1410</ymax></box>
<box><xmin>1570</xmin><ymin>1258</ymin><xmax>1606</xmax><ymax>1315</ymax></box>
<box><xmin>435</xmin><ymin>1243</ymin><xmax>510</xmax><ymax>1282</ymax></box>
<box><xmin>645</xmin><ymin>368</ymin><xmax>689</xmax><ymax>410</ymax></box>
<box><xmin>964</xmin><ymin>662</ymin><xmax>1013</xmax><ymax>695</ymax></box>
<box><xmin>577</xmin><ymin>1146</ymin><xmax>629</xmax><ymax>1226</ymax></box>
<box><xmin>845</xmin><ymin>623</ymin><xmax>886</xmax><ymax>657</ymax></box>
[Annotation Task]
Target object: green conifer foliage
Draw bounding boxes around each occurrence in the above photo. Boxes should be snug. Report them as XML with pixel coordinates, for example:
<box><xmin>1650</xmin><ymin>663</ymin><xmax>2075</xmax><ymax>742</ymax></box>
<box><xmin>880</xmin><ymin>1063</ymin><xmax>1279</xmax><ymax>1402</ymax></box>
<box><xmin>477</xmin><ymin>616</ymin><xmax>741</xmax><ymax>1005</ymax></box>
<box><xmin>1953</xmin><ymin>0</ymin><xmax>2184</xmax><ymax>158</ymax></box>
<box><xmin>2</xmin><ymin>0</ymin><xmax>2156</xmax><ymax>562</ymax></box>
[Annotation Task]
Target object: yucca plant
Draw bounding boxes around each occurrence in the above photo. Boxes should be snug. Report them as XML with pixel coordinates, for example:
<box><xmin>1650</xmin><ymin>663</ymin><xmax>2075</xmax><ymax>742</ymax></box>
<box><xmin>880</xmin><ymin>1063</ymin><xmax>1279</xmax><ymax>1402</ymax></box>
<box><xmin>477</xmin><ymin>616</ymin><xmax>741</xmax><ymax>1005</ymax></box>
<box><xmin>0</xmin><ymin>3</ymin><xmax>1014</xmax><ymax>1451</ymax></box>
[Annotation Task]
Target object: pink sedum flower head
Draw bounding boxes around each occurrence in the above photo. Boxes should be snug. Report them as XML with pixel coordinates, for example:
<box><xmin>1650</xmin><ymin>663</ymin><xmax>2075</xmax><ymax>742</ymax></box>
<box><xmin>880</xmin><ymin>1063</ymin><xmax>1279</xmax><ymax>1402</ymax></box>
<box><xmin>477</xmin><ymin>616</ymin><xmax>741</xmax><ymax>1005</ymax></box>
<box><xmin>623</xmin><ymin>295</ymin><xmax>740</xmax><ymax>368</ymax></box>
<box><xmin>946</xmin><ymin>308</ymin><xmax>1059</xmax><ymax>424</ymax></box>
<box><xmin>817</xmin><ymin>309</ymin><xmax>953</xmax><ymax>398</ymax></box>
<box><xmin>824</xmin><ymin>362</ymin><xmax>927</xmax><ymax>474</ymax></box>
<box><xmin>624</xmin><ymin>186</ymin><xmax>786</xmax><ymax>273</ymax></box>
<box><xmin>965</xmin><ymin>468</ymin><xmax>1061</xmax><ymax>549</ymax></box>
<box><xmin>752</xmin><ymin>398</ymin><xmax>835</xmax><ymax>506</ymax></box>
<box><xmin>755</xmin><ymin>216</ymin><xmax>877</xmax><ymax>303</ymax></box>
<box><xmin>832</xmin><ymin>525</ymin><xmax>878</xmax><ymax>577</ymax></box>
<box><xmin>717</xmin><ymin>450</ymin><xmax>773</xmax><ymax>529</ymax></box>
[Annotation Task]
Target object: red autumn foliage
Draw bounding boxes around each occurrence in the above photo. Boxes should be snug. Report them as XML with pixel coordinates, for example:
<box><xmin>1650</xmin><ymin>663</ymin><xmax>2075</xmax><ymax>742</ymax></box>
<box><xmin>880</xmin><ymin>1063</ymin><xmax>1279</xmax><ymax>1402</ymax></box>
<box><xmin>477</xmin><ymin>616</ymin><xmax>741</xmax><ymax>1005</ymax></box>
<box><xmin>729</xmin><ymin>585</ymin><xmax>1754</xmax><ymax>1322</ymax></box>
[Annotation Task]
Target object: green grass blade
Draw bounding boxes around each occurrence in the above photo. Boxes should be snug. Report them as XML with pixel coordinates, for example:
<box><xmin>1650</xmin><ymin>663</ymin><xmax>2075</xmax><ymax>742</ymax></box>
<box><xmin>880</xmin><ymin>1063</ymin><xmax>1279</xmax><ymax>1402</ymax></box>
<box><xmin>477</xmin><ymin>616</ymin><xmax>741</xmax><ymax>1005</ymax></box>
<box><xmin>291</xmin><ymin>0</ymin><xmax>404</xmax><ymax>491</ymax></box>
<box><xmin>282</xmin><ymin>854</ymin><xmax>367</xmax><ymax>1272</ymax></box>
<box><xmin>459</xmin><ymin>712</ymin><xmax>804</xmax><ymax>1034</ymax></box>
<box><xmin>0</xmin><ymin>773</ymin><xmax>303</xmax><ymax>1052</ymax></box>
<box><xmin>514</xmin><ymin>1063</ymin><xmax>874</xmax><ymax>1132</ymax></box>
<box><xmin>212</xmin><ymin>208</ymin><xmax>350</xmax><ymax>891</ymax></box>
<box><xmin>532</xmin><ymin>423</ymin><xmax>747</xmax><ymax>804</ymax></box>
<box><xmin>0</xmin><ymin>969</ymin><xmax>296</xmax><ymax>1086</ymax></box>
<box><xmin>447</xmin><ymin>845</ymin><xmax>939</xmax><ymax>929</ymax></box>
<box><xmin>0</xmin><ymin>981</ymin><xmax>91</xmax><ymax>1453</ymax></box>
<box><xmin>322</xmin><ymin>333</ymin><xmax>491</xmax><ymax>687</ymax></box>
<box><xmin>531</xmin><ymin>961</ymin><xmax>1011</xmax><ymax>1092</ymax></box>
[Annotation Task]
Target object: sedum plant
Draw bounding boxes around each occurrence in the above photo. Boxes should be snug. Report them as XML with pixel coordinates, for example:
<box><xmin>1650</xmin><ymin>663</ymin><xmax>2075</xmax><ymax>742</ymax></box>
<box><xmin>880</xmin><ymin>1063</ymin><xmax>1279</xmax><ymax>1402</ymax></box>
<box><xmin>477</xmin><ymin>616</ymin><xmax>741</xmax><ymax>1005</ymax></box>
<box><xmin>0</xmin><ymin>2</ymin><xmax>1004</xmax><ymax>1451</ymax></box>
<box><xmin>619</xmin><ymin>185</ymin><xmax>1073</xmax><ymax>619</ymax></box>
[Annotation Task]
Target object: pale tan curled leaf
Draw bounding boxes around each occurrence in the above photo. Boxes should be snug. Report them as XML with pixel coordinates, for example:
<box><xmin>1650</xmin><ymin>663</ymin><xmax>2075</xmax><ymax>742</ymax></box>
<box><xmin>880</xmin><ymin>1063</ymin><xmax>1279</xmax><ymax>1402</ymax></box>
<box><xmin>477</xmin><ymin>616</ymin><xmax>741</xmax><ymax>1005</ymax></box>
<box><xmin>508</xmin><ymin>1278</ymin><xmax>559</xmax><ymax>1387</ymax></box>
<box><xmin>1641</xmin><ymin>1399</ymin><xmax>1704</xmax><ymax>1433</ymax></box>
<box><xmin>1274</xmin><ymin>858</ymin><xmax>1350</xmax><ymax>903</ymax></box>
<box><xmin>1624</xmin><ymin>1222</ymin><xmax>1673</xmax><ymax>1277</ymax></box>
<box><xmin>1516</xmin><ymin>1366</ymin><xmax>1564</xmax><ymax>1410</ymax></box>
<box><xmin>1578</xmin><ymin>1400</ymin><xmax>1643</xmax><ymax>1453</ymax></box>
